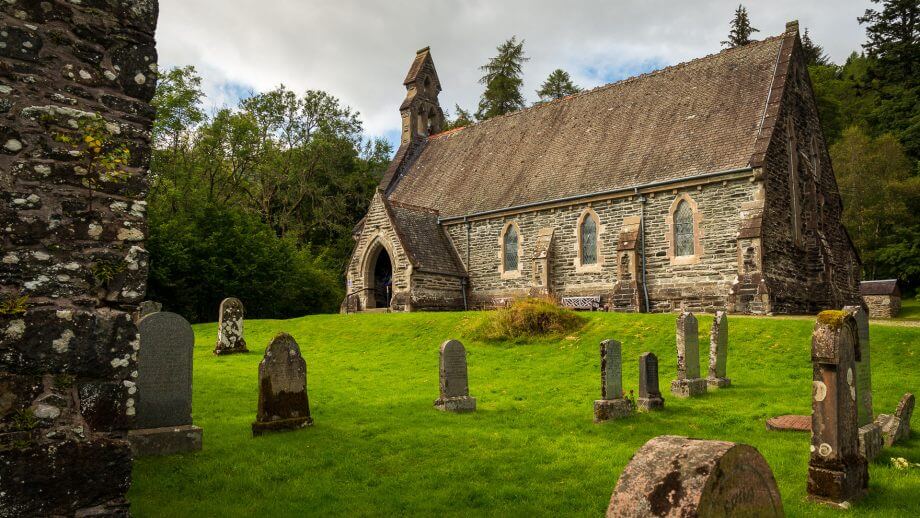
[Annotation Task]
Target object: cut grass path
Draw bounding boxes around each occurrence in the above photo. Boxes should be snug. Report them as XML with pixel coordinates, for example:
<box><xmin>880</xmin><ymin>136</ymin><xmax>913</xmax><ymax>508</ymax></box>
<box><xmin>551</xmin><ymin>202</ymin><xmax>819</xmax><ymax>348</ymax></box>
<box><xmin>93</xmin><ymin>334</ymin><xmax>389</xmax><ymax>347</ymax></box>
<box><xmin>129</xmin><ymin>312</ymin><xmax>920</xmax><ymax>517</ymax></box>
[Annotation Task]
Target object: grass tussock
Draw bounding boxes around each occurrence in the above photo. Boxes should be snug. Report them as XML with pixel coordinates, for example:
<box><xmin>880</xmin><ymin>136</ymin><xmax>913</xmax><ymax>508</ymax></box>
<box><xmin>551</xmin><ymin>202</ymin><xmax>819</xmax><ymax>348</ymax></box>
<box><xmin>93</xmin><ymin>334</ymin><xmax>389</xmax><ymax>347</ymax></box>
<box><xmin>471</xmin><ymin>297</ymin><xmax>585</xmax><ymax>342</ymax></box>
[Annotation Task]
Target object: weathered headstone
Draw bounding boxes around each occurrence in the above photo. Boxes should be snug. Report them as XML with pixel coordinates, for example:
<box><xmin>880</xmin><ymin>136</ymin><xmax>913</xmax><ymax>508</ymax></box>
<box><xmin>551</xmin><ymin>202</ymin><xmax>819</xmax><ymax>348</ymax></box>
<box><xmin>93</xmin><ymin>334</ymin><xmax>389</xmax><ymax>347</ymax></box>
<box><xmin>707</xmin><ymin>311</ymin><xmax>731</xmax><ymax>388</ymax></box>
<box><xmin>214</xmin><ymin>297</ymin><xmax>248</xmax><ymax>355</ymax></box>
<box><xmin>608</xmin><ymin>435</ymin><xmax>784</xmax><ymax>517</ymax></box>
<box><xmin>434</xmin><ymin>339</ymin><xmax>476</xmax><ymax>412</ymax></box>
<box><xmin>766</xmin><ymin>414</ymin><xmax>811</xmax><ymax>432</ymax></box>
<box><xmin>807</xmin><ymin>310</ymin><xmax>868</xmax><ymax>508</ymax></box>
<box><xmin>593</xmin><ymin>340</ymin><xmax>635</xmax><ymax>422</ymax></box>
<box><xmin>670</xmin><ymin>311</ymin><xmax>707</xmax><ymax>398</ymax></box>
<box><xmin>637</xmin><ymin>352</ymin><xmax>664</xmax><ymax>411</ymax></box>
<box><xmin>134</xmin><ymin>300</ymin><xmax>162</xmax><ymax>322</ymax></box>
<box><xmin>843</xmin><ymin>305</ymin><xmax>880</xmax><ymax>460</ymax></box>
<box><xmin>875</xmin><ymin>392</ymin><xmax>915</xmax><ymax>447</ymax></box>
<box><xmin>128</xmin><ymin>312</ymin><xmax>203</xmax><ymax>456</ymax></box>
<box><xmin>252</xmin><ymin>333</ymin><xmax>313</xmax><ymax>435</ymax></box>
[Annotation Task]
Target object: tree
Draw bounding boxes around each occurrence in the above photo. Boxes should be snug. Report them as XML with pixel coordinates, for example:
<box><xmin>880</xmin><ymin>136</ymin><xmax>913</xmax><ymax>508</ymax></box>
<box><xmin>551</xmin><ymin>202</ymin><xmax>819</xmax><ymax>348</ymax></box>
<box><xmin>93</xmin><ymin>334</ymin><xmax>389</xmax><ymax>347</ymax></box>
<box><xmin>476</xmin><ymin>36</ymin><xmax>529</xmax><ymax>120</ymax></box>
<box><xmin>444</xmin><ymin>104</ymin><xmax>474</xmax><ymax>130</ymax></box>
<box><xmin>802</xmin><ymin>29</ymin><xmax>830</xmax><ymax>66</ymax></box>
<box><xmin>859</xmin><ymin>0</ymin><xmax>920</xmax><ymax>84</ymax></box>
<box><xmin>536</xmin><ymin>69</ymin><xmax>581</xmax><ymax>102</ymax></box>
<box><xmin>151</xmin><ymin>66</ymin><xmax>205</xmax><ymax>151</ymax></box>
<box><xmin>722</xmin><ymin>5</ymin><xmax>759</xmax><ymax>48</ymax></box>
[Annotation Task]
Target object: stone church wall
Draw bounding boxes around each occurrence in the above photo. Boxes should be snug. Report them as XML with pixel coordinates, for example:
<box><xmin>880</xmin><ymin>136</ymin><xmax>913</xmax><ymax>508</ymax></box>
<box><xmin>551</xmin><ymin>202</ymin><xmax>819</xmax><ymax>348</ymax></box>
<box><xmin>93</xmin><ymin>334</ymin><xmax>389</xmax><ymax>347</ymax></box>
<box><xmin>760</xmin><ymin>36</ymin><xmax>861</xmax><ymax>314</ymax></box>
<box><xmin>445</xmin><ymin>175</ymin><xmax>761</xmax><ymax>313</ymax></box>
<box><xmin>0</xmin><ymin>1</ymin><xmax>158</xmax><ymax>515</ymax></box>
<box><xmin>411</xmin><ymin>270</ymin><xmax>465</xmax><ymax>311</ymax></box>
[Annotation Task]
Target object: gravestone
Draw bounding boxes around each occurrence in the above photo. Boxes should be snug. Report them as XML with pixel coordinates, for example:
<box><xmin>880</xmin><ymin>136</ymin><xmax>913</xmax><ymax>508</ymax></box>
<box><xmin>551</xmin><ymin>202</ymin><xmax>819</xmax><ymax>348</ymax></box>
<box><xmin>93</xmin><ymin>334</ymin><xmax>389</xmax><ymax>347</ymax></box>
<box><xmin>875</xmin><ymin>392</ymin><xmax>915</xmax><ymax>447</ymax></box>
<box><xmin>843</xmin><ymin>305</ymin><xmax>880</xmax><ymax>460</ymax></box>
<box><xmin>252</xmin><ymin>333</ymin><xmax>313</xmax><ymax>435</ymax></box>
<box><xmin>707</xmin><ymin>311</ymin><xmax>731</xmax><ymax>388</ymax></box>
<box><xmin>593</xmin><ymin>340</ymin><xmax>635</xmax><ymax>422</ymax></box>
<box><xmin>128</xmin><ymin>312</ymin><xmax>203</xmax><ymax>456</ymax></box>
<box><xmin>214</xmin><ymin>297</ymin><xmax>248</xmax><ymax>355</ymax></box>
<box><xmin>434</xmin><ymin>339</ymin><xmax>477</xmax><ymax>412</ymax></box>
<box><xmin>637</xmin><ymin>352</ymin><xmax>664</xmax><ymax>411</ymax></box>
<box><xmin>608</xmin><ymin>435</ymin><xmax>784</xmax><ymax>517</ymax></box>
<box><xmin>807</xmin><ymin>310</ymin><xmax>868</xmax><ymax>508</ymax></box>
<box><xmin>134</xmin><ymin>300</ymin><xmax>162</xmax><ymax>322</ymax></box>
<box><xmin>670</xmin><ymin>311</ymin><xmax>707</xmax><ymax>398</ymax></box>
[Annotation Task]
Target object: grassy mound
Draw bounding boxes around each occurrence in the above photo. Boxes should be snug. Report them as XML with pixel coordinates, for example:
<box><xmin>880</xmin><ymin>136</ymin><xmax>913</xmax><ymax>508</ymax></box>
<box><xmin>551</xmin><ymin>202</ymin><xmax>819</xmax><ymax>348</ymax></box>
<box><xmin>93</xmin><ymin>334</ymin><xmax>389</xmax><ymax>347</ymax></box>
<box><xmin>471</xmin><ymin>298</ymin><xmax>585</xmax><ymax>342</ymax></box>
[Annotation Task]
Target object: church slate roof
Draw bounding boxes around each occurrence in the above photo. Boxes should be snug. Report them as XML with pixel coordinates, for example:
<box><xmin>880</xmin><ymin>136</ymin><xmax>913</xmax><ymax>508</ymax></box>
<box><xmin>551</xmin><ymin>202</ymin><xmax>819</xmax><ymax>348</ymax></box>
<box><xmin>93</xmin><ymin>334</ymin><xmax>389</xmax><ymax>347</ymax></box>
<box><xmin>859</xmin><ymin>280</ymin><xmax>900</xmax><ymax>297</ymax></box>
<box><xmin>386</xmin><ymin>199</ymin><xmax>466</xmax><ymax>277</ymax></box>
<box><xmin>387</xmin><ymin>33</ymin><xmax>787</xmax><ymax>219</ymax></box>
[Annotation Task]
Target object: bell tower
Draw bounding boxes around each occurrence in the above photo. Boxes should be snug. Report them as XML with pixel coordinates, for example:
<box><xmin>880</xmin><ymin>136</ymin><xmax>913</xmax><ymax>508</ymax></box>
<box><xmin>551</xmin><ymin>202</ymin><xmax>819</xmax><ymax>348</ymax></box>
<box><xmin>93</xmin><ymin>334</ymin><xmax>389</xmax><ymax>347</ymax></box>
<box><xmin>400</xmin><ymin>46</ymin><xmax>445</xmax><ymax>145</ymax></box>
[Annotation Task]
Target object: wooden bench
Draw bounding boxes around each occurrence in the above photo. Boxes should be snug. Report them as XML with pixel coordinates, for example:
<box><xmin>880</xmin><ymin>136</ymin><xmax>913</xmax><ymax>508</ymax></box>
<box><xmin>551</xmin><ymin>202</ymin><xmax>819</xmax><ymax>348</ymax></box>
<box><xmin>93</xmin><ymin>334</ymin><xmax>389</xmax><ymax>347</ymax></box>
<box><xmin>561</xmin><ymin>296</ymin><xmax>602</xmax><ymax>311</ymax></box>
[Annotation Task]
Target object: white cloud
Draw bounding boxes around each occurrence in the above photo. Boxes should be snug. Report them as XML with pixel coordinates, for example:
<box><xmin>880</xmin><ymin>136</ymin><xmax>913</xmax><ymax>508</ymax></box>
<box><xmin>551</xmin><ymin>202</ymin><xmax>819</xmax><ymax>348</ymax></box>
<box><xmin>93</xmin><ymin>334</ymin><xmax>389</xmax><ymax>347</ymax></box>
<box><xmin>157</xmin><ymin>0</ymin><xmax>874</xmax><ymax>144</ymax></box>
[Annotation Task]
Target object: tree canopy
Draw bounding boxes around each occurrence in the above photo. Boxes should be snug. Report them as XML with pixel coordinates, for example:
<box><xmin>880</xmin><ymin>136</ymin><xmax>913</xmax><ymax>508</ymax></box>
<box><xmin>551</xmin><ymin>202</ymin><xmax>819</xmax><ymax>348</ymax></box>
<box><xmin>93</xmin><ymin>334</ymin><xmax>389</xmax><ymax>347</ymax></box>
<box><xmin>476</xmin><ymin>36</ymin><xmax>529</xmax><ymax>120</ymax></box>
<box><xmin>536</xmin><ymin>69</ymin><xmax>582</xmax><ymax>102</ymax></box>
<box><xmin>722</xmin><ymin>4</ymin><xmax>759</xmax><ymax>47</ymax></box>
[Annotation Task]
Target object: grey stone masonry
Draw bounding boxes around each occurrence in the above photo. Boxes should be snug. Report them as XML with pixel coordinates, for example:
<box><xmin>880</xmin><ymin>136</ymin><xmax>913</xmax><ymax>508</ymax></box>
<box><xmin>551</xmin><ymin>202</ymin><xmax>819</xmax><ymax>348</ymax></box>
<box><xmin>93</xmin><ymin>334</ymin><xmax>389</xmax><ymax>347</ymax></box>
<box><xmin>134</xmin><ymin>300</ymin><xmax>162</xmax><ymax>321</ymax></box>
<box><xmin>807</xmin><ymin>311</ymin><xmax>868</xmax><ymax>508</ymax></box>
<box><xmin>129</xmin><ymin>311</ymin><xmax>201</xmax><ymax>456</ymax></box>
<box><xmin>707</xmin><ymin>311</ymin><xmax>730</xmax><ymax>388</ymax></box>
<box><xmin>214</xmin><ymin>297</ymin><xmax>248</xmax><ymax>355</ymax></box>
<box><xmin>670</xmin><ymin>311</ymin><xmax>707</xmax><ymax>398</ymax></box>
<box><xmin>638</xmin><ymin>352</ymin><xmax>664</xmax><ymax>411</ymax></box>
<box><xmin>434</xmin><ymin>339</ymin><xmax>476</xmax><ymax>412</ymax></box>
<box><xmin>594</xmin><ymin>340</ymin><xmax>635</xmax><ymax>422</ymax></box>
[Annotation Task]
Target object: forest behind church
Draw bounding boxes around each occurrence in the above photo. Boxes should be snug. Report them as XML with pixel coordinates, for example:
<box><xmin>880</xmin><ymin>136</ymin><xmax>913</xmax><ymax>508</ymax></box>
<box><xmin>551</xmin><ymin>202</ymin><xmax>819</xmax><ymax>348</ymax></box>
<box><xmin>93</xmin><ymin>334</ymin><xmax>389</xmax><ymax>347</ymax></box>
<box><xmin>146</xmin><ymin>1</ymin><xmax>920</xmax><ymax>322</ymax></box>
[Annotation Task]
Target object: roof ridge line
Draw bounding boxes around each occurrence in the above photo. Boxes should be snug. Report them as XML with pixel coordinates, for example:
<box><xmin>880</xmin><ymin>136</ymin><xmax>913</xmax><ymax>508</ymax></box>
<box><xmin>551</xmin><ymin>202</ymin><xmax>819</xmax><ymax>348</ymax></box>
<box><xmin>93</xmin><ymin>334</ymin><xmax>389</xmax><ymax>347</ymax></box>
<box><xmin>428</xmin><ymin>33</ymin><xmax>786</xmax><ymax>138</ymax></box>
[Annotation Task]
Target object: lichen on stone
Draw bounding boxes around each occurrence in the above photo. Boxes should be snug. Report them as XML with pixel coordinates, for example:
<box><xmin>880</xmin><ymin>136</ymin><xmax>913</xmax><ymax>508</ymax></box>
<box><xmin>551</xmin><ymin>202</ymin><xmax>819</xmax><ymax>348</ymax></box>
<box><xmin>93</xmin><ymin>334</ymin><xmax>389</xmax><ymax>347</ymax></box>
<box><xmin>817</xmin><ymin>310</ymin><xmax>846</xmax><ymax>328</ymax></box>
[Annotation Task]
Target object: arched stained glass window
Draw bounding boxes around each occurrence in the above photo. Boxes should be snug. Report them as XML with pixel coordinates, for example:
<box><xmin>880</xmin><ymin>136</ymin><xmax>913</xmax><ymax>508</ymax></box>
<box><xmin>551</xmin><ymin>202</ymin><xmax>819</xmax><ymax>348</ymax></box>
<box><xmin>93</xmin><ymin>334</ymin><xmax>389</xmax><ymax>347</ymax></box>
<box><xmin>503</xmin><ymin>225</ymin><xmax>519</xmax><ymax>271</ymax></box>
<box><xmin>580</xmin><ymin>215</ymin><xmax>598</xmax><ymax>265</ymax></box>
<box><xmin>674</xmin><ymin>201</ymin><xmax>695</xmax><ymax>257</ymax></box>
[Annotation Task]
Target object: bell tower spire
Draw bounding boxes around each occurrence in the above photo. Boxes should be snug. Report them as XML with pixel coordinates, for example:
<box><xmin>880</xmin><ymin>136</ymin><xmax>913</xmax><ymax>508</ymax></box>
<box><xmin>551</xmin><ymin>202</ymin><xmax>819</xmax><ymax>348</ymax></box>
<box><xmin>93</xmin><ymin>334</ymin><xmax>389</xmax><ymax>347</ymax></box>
<box><xmin>400</xmin><ymin>46</ymin><xmax>445</xmax><ymax>145</ymax></box>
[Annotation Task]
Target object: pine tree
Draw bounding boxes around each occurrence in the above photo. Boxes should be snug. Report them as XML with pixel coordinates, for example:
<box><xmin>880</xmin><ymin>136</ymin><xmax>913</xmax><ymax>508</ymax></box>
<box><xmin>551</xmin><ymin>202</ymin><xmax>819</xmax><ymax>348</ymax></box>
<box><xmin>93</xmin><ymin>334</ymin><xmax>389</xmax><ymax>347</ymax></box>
<box><xmin>721</xmin><ymin>5</ymin><xmax>760</xmax><ymax>48</ymax></box>
<box><xmin>858</xmin><ymin>0</ymin><xmax>920</xmax><ymax>84</ymax></box>
<box><xmin>535</xmin><ymin>69</ymin><xmax>582</xmax><ymax>102</ymax></box>
<box><xmin>444</xmin><ymin>104</ymin><xmax>474</xmax><ymax>130</ymax></box>
<box><xmin>476</xmin><ymin>36</ymin><xmax>529</xmax><ymax>120</ymax></box>
<box><xmin>802</xmin><ymin>29</ymin><xmax>830</xmax><ymax>66</ymax></box>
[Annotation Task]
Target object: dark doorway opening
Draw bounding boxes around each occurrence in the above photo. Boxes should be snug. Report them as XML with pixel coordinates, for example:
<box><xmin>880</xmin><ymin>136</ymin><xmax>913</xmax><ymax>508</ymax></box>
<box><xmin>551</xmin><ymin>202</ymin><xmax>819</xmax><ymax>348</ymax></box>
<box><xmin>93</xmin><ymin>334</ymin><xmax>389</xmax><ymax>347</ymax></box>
<box><xmin>373</xmin><ymin>249</ymin><xmax>392</xmax><ymax>309</ymax></box>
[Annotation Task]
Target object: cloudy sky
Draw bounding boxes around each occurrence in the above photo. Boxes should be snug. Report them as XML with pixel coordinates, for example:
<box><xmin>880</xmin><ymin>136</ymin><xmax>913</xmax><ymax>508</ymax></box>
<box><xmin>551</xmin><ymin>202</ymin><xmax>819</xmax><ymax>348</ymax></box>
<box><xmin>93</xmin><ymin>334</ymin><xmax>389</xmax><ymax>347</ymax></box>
<box><xmin>157</xmin><ymin>0</ymin><xmax>874</xmax><ymax>149</ymax></box>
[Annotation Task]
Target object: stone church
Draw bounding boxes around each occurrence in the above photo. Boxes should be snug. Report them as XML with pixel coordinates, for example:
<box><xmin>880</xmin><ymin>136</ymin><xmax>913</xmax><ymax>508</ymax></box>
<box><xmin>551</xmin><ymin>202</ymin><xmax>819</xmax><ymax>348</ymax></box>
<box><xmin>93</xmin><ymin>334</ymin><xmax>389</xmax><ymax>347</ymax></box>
<box><xmin>344</xmin><ymin>22</ymin><xmax>861</xmax><ymax>315</ymax></box>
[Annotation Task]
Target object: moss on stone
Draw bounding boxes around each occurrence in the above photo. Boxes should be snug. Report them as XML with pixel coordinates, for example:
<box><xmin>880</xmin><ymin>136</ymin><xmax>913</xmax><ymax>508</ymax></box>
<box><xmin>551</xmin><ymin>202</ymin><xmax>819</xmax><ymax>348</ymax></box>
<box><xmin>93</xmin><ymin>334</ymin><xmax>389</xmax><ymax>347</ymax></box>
<box><xmin>817</xmin><ymin>310</ymin><xmax>846</xmax><ymax>328</ymax></box>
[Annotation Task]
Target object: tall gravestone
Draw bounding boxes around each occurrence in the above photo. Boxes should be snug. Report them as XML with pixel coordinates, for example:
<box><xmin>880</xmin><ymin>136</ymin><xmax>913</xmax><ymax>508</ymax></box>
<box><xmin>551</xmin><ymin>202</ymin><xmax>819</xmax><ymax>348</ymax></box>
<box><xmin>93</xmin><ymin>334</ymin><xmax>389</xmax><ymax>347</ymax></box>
<box><xmin>670</xmin><ymin>311</ymin><xmax>707</xmax><ymax>398</ymax></box>
<box><xmin>252</xmin><ymin>333</ymin><xmax>313</xmax><ymax>436</ymax></box>
<box><xmin>0</xmin><ymin>1</ymin><xmax>158</xmax><ymax>514</ymax></box>
<box><xmin>843</xmin><ymin>305</ymin><xmax>880</xmax><ymax>460</ymax></box>
<box><xmin>593</xmin><ymin>340</ymin><xmax>635</xmax><ymax>422</ymax></box>
<box><xmin>128</xmin><ymin>312</ymin><xmax>202</xmax><ymax>456</ymax></box>
<box><xmin>637</xmin><ymin>352</ymin><xmax>664</xmax><ymax>411</ymax></box>
<box><xmin>707</xmin><ymin>311</ymin><xmax>731</xmax><ymax>388</ymax></box>
<box><xmin>214</xmin><ymin>297</ymin><xmax>248</xmax><ymax>355</ymax></box>
<box><xmin>808</xmin><ymin>310</ymin><xmax>868</xmax><ymax>508</ymax></box>
<box><xmin>608</xmin><ymin>435</ymin><xmax>784</xmax><ymax>517</ymax></box>
<box><xmin>434</xmin><ymin>339</ymin><xmax>476</xmax><ymax>412</ymax></box>
<box><xmin>875</xmin><ymin>392</ymin><xmax>915</xmax><ymax>447</ymax></box>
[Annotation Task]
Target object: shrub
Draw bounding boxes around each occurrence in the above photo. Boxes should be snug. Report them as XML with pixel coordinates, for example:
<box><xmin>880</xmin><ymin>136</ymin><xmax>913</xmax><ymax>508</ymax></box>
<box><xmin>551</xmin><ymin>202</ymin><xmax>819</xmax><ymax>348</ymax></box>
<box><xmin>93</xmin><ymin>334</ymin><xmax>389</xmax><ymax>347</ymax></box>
<box><xmin>472</xmin><ymin>297</ymin><xmax>585</xmax><ymax>342</ymax></box>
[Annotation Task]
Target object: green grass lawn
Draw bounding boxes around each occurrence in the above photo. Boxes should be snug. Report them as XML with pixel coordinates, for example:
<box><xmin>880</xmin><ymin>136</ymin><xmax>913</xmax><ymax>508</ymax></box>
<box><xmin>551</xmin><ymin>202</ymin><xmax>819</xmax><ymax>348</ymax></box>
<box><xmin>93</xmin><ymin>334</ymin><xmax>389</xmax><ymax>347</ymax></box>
<box><xmin>897</xmin><ymin>296</ymin><xmax>920</xmax><ymax>320</ymax></box>
<box><xmin>129</xmin><ymin>312</ymin><xmax>920</xmax><ymax>517</ymax></box>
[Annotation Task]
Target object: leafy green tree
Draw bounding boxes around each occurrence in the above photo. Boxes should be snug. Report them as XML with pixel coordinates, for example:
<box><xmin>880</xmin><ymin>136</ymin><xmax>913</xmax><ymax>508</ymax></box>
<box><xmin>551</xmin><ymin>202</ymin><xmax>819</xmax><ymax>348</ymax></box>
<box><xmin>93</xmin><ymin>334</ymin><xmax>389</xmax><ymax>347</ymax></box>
<box><xmin>722</xmin><ymin>5</ymin><xmax>759</xmax><ymax>47</ymax></box>
<box><xmin>476</xmin><ymin>36</ymin><xmax>529</xmax><ymax>120</ymax></box>
<box><xmin>151</xmin><ymin>66</ymin><xmax>205</xmax><ymax>151</ymax></box>
<box><xmin>536</xmin><ymin>69</ymin><xmax>581</xmax><ymax>102</ymax></box>
<box><xmin>802</xmin><ymin>29</ymin><xmax>830</xmax><ymax>66</ymax></box>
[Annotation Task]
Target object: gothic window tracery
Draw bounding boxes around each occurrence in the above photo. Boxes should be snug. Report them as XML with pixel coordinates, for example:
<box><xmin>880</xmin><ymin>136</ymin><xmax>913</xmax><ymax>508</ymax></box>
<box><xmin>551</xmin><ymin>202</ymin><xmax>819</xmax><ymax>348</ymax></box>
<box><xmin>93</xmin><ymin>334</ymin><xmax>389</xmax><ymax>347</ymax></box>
<box><xmin>580</xmin><ymin>214</ymin><xmax>598</xmax><ymax>265</ymax></box>
<box><xmin>503</xmin><ymin>224</ymin><xmax>519</xmax><ymax>271</ymax></box>
<box><xmin>674</xmin><ymin>201</ymin><xmax>695</xmax><ymax>257</ymax></box>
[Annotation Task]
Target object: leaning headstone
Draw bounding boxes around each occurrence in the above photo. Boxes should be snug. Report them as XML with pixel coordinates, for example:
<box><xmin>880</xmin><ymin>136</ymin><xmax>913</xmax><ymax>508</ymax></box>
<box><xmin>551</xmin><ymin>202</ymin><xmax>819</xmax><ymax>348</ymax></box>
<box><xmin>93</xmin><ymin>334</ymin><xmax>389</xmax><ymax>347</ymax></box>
<box><xmin>434</xmin><ymin>339</ymin><xmax>476</xmax><ymax>412</ymax></box>
<box><xmin>875</xmin><ymin>392</ymin><xmax>915</xmax><ymax>447</ymax></box>
<box><xmin>134</xmin><ymin>300</ymin><xmax>162</xmax><ymax>322</ymax></box>
<box><xmin>608</xmin><ymin>435</ymin><xmax>784</xmax><ymax>517</ymax></box>
<box><xmin>670</xmin><ymin>311</ymin><xmax>707</xmax><ymax>398</ymax></box>
<box><xmin>807</xmin><ymin>310</ymin><xmax>868</xmax><ymax>508</ymax></box>
<box><xmin>593</xmin><ymin>340</ymin><xmax>635</xmax><ymax>422</ymax></box>
<box><xmin>707</xmin><ymin>311</ymin><xmax>730</xmax><ymax>388</ymax></box>
<box><xmin>252</xmin><ymin>333</ymin><xmax>313</xmax><ymax>436</ymax></box>
<box><xmin>637</xmin><ymin>352</ymin><xmax>664</xmax><ymax>411</ymax></box>
<box><xmin>128</xmin><ymin>312</ymin><xmax>203</xmax><ymax>456</ymax></box>
<box><xmin>844</xmin><ymin>305</ymin><xmax>881</xmax><ymax>460</ymax></box>
<box><xmin>214</xmin><ymin>297</ymin><xmax>248</xmax><ymax>355</ymax></box>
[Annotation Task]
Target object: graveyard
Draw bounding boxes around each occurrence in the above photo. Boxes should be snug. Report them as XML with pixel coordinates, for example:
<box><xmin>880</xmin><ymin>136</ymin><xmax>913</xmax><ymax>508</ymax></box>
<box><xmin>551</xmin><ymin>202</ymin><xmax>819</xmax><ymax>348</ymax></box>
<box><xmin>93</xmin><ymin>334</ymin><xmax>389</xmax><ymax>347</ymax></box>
<box><xmin>127</xmin><ymin>311</ymin><xmax>920</xmax><ymax>516</ymax></box>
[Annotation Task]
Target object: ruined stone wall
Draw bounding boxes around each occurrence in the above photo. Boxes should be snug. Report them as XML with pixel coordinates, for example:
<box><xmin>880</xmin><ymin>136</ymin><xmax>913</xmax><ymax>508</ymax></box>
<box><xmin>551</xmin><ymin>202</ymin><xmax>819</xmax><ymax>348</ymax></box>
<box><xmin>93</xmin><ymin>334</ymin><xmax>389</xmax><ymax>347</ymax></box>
<box><xmin>345</xmin><ymin>192</ymin><xmax>412</xmax><ymax>311</ymax></box>
<box><xmin>862</xmin><ymin>295</ymin><xmax>900</xmax><ymax>319</ymax></box>
<box><xmin>760</xmin><ymin>37</ymin><xmax>861</xmax><ymax>314</ymax></box>
<box><xmin>0</xmin><ymin>1</ymin><xmax>158</xmax><ymax>515</ymax></box>
<box><xmin>444</xmin><ymin>176</ymin><xmax>761</xmax><ymax>313</ymax></box>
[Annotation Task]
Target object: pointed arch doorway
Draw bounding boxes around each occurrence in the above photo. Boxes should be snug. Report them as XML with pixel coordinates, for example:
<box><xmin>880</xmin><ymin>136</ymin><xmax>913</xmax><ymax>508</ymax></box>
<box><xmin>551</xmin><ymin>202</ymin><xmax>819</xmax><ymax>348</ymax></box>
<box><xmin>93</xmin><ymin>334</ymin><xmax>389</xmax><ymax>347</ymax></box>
<box><xmin>365</xmin><ymin>241</ymin><xmax>393</xmax><ymax>309</ymax></box>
